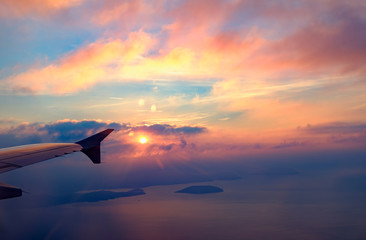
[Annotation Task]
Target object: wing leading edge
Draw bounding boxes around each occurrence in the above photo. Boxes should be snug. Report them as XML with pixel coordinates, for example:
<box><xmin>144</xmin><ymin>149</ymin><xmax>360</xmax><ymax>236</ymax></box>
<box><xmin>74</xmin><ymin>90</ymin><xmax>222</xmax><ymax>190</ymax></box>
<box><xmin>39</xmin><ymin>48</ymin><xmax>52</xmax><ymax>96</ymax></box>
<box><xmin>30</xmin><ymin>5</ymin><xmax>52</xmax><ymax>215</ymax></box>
<box><xmin>0</xmin><ymin>129</ymin><xmax>114</xmax><ymax>200</ymax></box>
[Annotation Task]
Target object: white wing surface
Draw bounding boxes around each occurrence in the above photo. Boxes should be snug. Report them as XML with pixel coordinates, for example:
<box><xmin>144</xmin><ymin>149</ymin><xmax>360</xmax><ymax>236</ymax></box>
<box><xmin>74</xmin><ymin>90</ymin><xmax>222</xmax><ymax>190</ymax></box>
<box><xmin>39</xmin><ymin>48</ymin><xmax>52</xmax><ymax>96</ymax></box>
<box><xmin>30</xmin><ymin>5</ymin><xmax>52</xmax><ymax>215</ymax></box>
<box><xmin>0</xmin><ymin>129</ymin><xmax>113</xmax><ymax>200</ymax></box>
<box><xmin>0</xmin><ymin>143</ymin><xmax>82</xmax><ymax>173</ymax></box>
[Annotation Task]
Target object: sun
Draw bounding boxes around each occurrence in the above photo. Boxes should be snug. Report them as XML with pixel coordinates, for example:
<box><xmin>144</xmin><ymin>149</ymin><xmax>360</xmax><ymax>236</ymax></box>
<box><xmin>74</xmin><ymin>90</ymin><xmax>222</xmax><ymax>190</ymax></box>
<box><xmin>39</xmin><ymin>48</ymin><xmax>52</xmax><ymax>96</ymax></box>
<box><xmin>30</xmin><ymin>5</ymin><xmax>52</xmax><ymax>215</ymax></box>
<box><xmin>139</xmin><ymin>137</ymin><xmax>147</xmax><ymax>144</ymax></box>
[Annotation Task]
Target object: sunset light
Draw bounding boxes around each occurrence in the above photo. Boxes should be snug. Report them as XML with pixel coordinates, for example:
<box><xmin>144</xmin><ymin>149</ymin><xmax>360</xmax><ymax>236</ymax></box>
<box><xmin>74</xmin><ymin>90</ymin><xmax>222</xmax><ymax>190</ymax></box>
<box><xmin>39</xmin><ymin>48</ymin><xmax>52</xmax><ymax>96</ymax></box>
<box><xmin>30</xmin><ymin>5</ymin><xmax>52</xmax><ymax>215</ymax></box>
<box><xmin>139</xmin><ymin>137</ymin><xmax>147</xmax><ymax>144</ymax></box>
<box><xmin>1</xmin><ymin>0</ymin><xmax>366</xmax><ymax>239</ymax></box>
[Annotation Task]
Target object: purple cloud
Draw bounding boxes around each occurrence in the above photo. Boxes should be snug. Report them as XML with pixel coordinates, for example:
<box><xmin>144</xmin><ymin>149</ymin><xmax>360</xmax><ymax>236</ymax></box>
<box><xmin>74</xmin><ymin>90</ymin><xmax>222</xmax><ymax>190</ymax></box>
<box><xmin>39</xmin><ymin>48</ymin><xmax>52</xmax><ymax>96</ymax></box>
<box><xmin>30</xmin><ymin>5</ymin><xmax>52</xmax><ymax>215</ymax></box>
<box><xmin>0</xmin><ymin>120</ymin><xmax>207</xmax><ymax>148</ymax></box>
<box><xmin>131</xmin><ymin>124</ymin><xmax>206</xmax><ymax>136</ymax></box>
<box><xmin>300</xmin><ymin>122</ymin><xmax>366</xmax><ymax>135</ymax></box>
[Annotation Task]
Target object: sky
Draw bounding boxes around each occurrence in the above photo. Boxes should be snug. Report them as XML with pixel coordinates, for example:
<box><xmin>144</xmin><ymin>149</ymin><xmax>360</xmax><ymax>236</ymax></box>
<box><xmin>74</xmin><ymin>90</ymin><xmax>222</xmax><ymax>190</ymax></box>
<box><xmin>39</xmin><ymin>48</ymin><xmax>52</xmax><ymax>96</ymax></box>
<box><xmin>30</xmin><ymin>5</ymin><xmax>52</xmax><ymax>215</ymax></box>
<box><xmin>0</xmin><ymin>0</ymin><xmax>366</xmax><ymax>239</ymax></box>
<box><xmin>0</xmin><ymin>0</ymin><xmax>365</xmax><ymax>155</ymax></box>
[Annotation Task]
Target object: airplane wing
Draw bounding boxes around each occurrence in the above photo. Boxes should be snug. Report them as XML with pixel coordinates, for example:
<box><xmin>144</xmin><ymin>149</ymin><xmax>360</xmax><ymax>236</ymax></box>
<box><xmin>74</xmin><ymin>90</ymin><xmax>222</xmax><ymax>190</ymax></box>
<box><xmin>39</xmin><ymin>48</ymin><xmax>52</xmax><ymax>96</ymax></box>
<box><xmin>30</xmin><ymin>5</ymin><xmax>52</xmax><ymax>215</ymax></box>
<box><xmin>0</xmin><ymin>129</ymin><xmax>113</xmax><ymax>200</ymax></box>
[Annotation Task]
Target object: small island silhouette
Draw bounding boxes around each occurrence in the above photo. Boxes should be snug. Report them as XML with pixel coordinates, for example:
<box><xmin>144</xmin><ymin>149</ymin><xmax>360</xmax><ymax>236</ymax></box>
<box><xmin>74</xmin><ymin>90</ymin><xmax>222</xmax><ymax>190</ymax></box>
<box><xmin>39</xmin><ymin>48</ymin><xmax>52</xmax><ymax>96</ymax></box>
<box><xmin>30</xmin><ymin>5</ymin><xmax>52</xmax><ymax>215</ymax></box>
<box><xmin>51</xmin><ymin>188</ymin><xmax>145</xmax><ymax>205</ymax></box>
<box><xmin>175</xmin><ymin>185</ymin><xmax>223</xmax><ymax>194</ymax></box>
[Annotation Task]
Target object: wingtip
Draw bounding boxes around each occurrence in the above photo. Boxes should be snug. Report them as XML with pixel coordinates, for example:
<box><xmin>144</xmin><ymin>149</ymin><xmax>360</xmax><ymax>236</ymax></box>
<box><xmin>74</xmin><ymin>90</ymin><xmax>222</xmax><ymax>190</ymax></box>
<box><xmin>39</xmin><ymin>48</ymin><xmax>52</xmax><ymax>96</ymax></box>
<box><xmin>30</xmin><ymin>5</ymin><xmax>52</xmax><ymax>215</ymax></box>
<box><xmin>76</xmin><ymin>129</ymin><xmax>114</xmax><ymax>148</ymax></box>
<box><xmin>105</xmin><ymin>128</ymin><xmax>114</xmax><ymax>135</ymax></box>
<box><xmin>76</xmin><ymin>129</ymin><xmax>114</xmax><ymax>164</ymax></box>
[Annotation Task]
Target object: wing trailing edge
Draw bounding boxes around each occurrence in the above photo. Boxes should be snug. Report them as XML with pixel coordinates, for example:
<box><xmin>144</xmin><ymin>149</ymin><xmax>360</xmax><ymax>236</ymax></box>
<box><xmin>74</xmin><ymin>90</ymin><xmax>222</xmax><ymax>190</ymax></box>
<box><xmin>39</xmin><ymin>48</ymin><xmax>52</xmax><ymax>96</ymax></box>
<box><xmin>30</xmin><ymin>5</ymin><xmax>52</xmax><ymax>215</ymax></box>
<box><xmin>0</xmin><ymin>129</ymin><xmax>114</xmax><ymax>200</ymax></box>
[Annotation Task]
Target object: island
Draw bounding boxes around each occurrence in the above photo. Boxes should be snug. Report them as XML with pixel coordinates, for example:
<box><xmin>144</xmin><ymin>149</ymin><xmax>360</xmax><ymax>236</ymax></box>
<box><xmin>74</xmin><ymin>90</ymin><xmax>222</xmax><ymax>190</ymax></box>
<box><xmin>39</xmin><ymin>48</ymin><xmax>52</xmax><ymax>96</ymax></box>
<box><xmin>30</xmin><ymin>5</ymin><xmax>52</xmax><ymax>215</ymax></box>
<box><xmin>52</xmin><ymin>189</ymin><xmax>146</xmax><ymax>205</ymax></box>
<box><xmin>75</xmin><ymin>188</ymin><xmax>146</xmax><ymax>202</ymax></box>
<box><xmin>175</xmin><ymin>185</ymin><xmax>223</xmax><ymax>194</ymax></box>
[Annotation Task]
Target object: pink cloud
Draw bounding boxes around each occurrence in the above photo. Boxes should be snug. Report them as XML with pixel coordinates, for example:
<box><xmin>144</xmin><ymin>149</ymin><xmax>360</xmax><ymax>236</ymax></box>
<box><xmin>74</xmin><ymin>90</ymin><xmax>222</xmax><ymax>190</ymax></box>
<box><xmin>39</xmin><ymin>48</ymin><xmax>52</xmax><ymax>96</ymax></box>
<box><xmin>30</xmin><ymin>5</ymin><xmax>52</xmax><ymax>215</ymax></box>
<box><xmin>2</xmin><ymin>28</ymin><xmax>268</xmax><ymax>94</ymax></box>
<box><xmin>1</xmin><ymin>118</ymin><xmax>365</xmax><ymax>166</ymax></box>
<box><xmin>251</xmin><ymin>20</ymin><xmax>366</xmax><ymax>76</ymax></box>
<box><xmin>0</xmin><ymin>0</ymin><xmax>83</xmax><ymax>18</ymax></box>
<box><xmin>163</xmin><ymin>0</ymin><xmax>233</xmax><ymax>46</ymax></box>
<box><xmin>91</xmin><ymin>0</ymin><xmax>144</xmax><ymax>25</ymax></box>
<box><xmin>3</xmin><ymin>31</ymin><xmax>154</xmax><ymax>94</ymax></box>
<box><xmin>2</xmin><ymin>0</ymin><xmax>365</xmax><ymax>102</ymax></box>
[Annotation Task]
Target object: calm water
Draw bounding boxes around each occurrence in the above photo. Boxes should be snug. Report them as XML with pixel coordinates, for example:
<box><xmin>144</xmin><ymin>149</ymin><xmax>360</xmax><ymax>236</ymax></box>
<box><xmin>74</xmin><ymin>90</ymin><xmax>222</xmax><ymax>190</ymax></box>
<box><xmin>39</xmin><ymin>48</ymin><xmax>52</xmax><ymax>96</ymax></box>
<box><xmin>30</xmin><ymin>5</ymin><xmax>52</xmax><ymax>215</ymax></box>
<box><xmin>1</xmin><ymin>177</ymin><xmax>366</xmax><ymax>240</ymax></box>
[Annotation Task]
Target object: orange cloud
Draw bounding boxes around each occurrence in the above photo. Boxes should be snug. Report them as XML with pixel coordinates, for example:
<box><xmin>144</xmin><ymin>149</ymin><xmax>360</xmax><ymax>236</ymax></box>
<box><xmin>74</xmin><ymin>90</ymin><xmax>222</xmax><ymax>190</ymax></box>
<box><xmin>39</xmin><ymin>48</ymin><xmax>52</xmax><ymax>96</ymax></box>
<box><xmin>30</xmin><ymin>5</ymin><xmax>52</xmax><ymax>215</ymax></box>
<box><xmin>0</xmin><ymin>0</ymin><xmax>83</xmax><ymax>18</ymax></box>
<box><xmin>1</xmin><ymin>0</ymin><xmax>366</xmax><ymax>160</ymax></box>
<box><xmin>2</xmin><ymin>28</ymin><xmax>268</xmax><ymax>94</ymax></box>
<box><xmin>90</xmin><ymin>0</ymin><xmax>160</xmax><ymax>27</ymax></box>
<box><xmin>3</xmin><ymin>31</ymin><xmax>154</xmax><ymax>94</ymax></box>
<box><xmin>2</xmin><ymin>0</ymin><xmax>365</xmax><ymax>113</ymax></box>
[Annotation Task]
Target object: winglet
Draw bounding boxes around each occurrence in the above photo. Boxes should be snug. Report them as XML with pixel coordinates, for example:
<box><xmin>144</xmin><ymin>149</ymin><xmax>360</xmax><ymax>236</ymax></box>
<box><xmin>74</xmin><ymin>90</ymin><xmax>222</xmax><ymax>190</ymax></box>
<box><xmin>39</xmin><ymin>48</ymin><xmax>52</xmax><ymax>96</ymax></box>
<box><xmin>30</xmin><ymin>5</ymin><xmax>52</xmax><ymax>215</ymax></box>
<box><xmin>76</xmin><ymin>129</ymin><xmax>114</xmax><ymax>164</ymax></box>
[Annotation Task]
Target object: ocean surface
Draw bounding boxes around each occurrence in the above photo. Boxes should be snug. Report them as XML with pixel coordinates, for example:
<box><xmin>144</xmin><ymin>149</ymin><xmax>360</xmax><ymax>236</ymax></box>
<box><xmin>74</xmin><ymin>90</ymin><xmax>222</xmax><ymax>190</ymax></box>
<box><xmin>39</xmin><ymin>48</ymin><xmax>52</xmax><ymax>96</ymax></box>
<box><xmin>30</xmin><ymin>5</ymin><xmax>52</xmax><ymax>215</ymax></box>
<box><xmin>1</xmin><ymin>176</ymin><xmax>366</xmax><ymax>240</ymax></box>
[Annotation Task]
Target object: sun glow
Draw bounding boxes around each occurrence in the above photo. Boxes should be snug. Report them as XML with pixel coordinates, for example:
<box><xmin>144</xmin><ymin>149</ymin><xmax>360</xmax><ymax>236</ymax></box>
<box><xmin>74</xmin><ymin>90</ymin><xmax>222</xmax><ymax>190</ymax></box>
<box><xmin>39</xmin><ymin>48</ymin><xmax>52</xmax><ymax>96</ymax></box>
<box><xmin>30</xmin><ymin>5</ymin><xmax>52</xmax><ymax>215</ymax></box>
<box><xmin>139</xmin><ymin>137</ymin><xmax>147</xmax><ymax>144</ymax></box>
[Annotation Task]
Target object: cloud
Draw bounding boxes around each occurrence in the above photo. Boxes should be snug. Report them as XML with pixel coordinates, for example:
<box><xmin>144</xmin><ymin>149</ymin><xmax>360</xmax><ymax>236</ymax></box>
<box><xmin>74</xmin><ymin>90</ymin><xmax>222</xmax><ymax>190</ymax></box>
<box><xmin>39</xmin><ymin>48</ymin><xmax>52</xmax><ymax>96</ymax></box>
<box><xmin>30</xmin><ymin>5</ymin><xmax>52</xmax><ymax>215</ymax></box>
<box><xmin>2</xmin><ymin>0</ymin><xmax>365</xmax><ymax>96</ymax></box>
<box><xmin>0</xmin><ymin>119</ymin><xmax>207</xmax><ymax>149</ymax></box>
<box><xmin>0</xmin><ymin>0</ymin><xmax>365</xmax><ymax>141</ymax></box>
<box><xmin>1</xmin><ymin>29</ymin><xmax>265</xmax><ymax>94</ymax></box>
<box><xmin>254</xmin><ymin>15</ymin><xmax>366</xmax><ymax>75</ymax></box>
<box><xmin>0</xmin><ymin>118</ymin><xmax>18</xmax><ymax>127</ymax></box>
<box><xmin>274</xmin><ymin>140</ymin><xmax>305</xmax><ymax>149</ymax></box>
<box><xmin>298</xmin><ymin>122</ymin><xmax>366</xmax><ymax>145</ymax></box>
<box><xmin>2</xmin><ymin>31</ymin><xmax>154</xmax><ymax>94</ymax></box>
<box><xmin>90</xmin><ymin>0</ymin><xmax>158</xmax><ymax>27</ymax></box>
<box><xmin>300</xmin><ymin>122</ymin><xmax>366</xmax><ymax>135</ymax></box>
<box><xmin>0</xmin><ymin>120</ymin><xmax>121</xmax><ymax>148</ymax></box>
<box><xmin>0</xmin><ymin>0</ymin><xmax>83</xmax><ymax>18</ymax></box>
<box><xmin>131</xmin><ymin>124</ymin><xmax>206</xmax><ymax>136</ymax></box>
<box><xmin>1</xmin><ymin>120</ymin><xmax>365</xmax><ymax>161</ymax></box>
<box><xmin>39</xmin><ymin>119</ymin><xmax>126</xmax><ymax>142</ymax></box>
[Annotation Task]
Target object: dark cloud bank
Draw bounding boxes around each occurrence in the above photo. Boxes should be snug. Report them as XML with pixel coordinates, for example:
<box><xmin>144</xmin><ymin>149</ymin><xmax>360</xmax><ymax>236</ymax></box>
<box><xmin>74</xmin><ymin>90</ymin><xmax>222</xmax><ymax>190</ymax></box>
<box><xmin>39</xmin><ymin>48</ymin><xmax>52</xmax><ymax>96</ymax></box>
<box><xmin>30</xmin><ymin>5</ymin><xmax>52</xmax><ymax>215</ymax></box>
<box><xmin>0</xmin><ymin>119</ymin><xmax>207</xmax><ymax>148</ymax></box>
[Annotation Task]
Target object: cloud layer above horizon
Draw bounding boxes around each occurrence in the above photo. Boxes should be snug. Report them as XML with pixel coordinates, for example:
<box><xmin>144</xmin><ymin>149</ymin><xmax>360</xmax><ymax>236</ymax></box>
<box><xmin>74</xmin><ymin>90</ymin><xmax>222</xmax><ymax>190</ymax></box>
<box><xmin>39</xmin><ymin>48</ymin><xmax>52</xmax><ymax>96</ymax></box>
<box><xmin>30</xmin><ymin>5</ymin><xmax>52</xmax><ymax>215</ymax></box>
<box><xmin>0</xmin><ymin>0</ymin><xmax>365</xmax><ymax>153</ymax></box>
